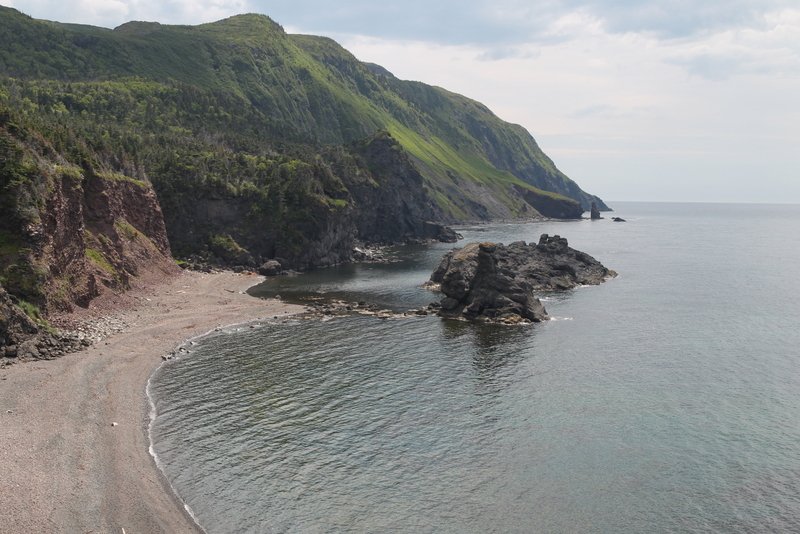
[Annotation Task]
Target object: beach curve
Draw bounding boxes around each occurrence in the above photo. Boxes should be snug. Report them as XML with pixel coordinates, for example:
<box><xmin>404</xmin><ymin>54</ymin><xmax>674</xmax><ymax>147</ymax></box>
<box><xmin>0</xmin><ymin>270</ymin><xmax>303</xmax><ymax>533</ymax></box>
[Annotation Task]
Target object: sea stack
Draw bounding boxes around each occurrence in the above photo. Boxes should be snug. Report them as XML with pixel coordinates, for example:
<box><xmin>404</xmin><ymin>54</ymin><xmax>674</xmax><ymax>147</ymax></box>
<box><xmin>590</xmin><ymin>201</ymin><xmax>602</xmax><ymax>220</ymax></box>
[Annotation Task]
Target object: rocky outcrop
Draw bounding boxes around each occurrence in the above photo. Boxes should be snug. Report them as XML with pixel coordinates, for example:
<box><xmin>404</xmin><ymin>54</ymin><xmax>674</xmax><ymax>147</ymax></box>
<box><xmin>0</xmin><ymin>285</ymin><xmax>39</xmax><ymax>351</ymax></box>
<box><xmin>0</xmin><ymin>284</ymin><xmax>97</xmax><ymax>364</ymax></box>
<box><xmin>590</xmin><ymin>202</ymin><xmax>602</xmax><ymax>220</ymax></box>
<box><xmin>430</xmin><ymin>242</ymin><xmax>548</xmax><ymax>324</ymax></box>
<box><xmin>429</xmin><ymin>234</ymin><xmax>616</xmax><ymax>324</ymax></box>
<box><xmin>347</xmin><ymin>131</ymin><xmax>452</xmax><ymax>243</ymax></box>
<box><xmin>514</xmin><ymin>185</ymin><xmax>584</xmax><ymax>219</ymax></box>
<box><xmin>257</xmin><ymin>260</ymin><xmax>283</xmax><ymax>276</ymax></box>
<box><xmin>1</xmin><ymin>119</ymin><xmax>177</xmax><ymax>317</ymax></box>
<box><xmin>157</xmin><ymin>131</ymin><xmax>460</xmax><ymax>272</ymax></box>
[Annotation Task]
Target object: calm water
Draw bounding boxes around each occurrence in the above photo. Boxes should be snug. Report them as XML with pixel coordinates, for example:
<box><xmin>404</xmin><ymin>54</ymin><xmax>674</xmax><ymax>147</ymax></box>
<box><xmin>149</xmin><ymin>202</ymin><xmax>800</xmax><ymax>533</ymax></box>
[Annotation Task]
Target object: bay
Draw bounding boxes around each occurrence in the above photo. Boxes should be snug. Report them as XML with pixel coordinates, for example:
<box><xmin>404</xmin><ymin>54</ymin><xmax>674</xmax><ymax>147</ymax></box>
<box><xmin>149</xmin><ymin>202</ymin><xmax>800</xmax><ymax>533</ymax></box>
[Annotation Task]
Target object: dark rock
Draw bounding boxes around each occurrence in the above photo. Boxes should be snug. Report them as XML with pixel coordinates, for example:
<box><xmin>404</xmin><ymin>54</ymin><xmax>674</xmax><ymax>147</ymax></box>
<box><xmin>0</xmin><ymin>285</ymin><xmax>40</xmax><ymax>350</ymax></box>
<box><xmin>422</xmin><ymin>221</ymin><xmax>461</xmax><ymax>243</ymax></box>
<box><xmin>257</xmin><ymin>260</ymin><xmax>283</xmax><ymax>276</ymax></box>
<box><xmin>612</xmin><ymin>217</ymin><xmax>626</xmax><ymax>222</ymax></box>
<box><xmin>590</xmin><ymin>201</ymin><xmax>602</xmax><ymax>220</ymax></box>
<box><xmin>513</xmin><ymin>185</ymin><xmax>584</xmax><ymax>219</ymax></box>
<box><xmin>352</xmin><ymin>245</ymin><xmax>389</xmax><ymax>263</ymax></box>
<box><xmin>429</xmin><ymin>234</ymin><xmax>615</xmax><ymax>324</ymax></box>
<box><xmin>17</xmin><ymin>340</ymin><xmax>40</xmax><ymax>360</ymax></box>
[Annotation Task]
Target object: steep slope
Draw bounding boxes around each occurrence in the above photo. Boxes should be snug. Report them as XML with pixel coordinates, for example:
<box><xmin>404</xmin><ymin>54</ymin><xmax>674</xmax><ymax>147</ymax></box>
<box><xmin>0</xmin><ymin>8</ymin><xmax>606</xmax><ymax>214</ymax></box>
<box><xmin>0</xmin><ymin>107</ymin><xmax>176</xmax><ymax>318</ymax></box>
<box><xmin>293</xmin><ymin>35</ymin><xmax>605</xmax><ymax>213</ymax></box>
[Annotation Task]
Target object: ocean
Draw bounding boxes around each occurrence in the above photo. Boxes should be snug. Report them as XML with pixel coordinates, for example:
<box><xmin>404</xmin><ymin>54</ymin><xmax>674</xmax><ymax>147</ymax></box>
<box><xmin>148</xmin><ymin>202</ymin><xmax>800</xmax><ymax>533</ymax></box>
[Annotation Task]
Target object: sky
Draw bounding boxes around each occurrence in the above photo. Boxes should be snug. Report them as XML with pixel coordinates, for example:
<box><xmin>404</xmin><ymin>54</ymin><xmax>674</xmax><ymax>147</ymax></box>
<box><xmin>3</xmin><ymin>1</ymin><xmax>799</xmax><ymax>203</ymax></box>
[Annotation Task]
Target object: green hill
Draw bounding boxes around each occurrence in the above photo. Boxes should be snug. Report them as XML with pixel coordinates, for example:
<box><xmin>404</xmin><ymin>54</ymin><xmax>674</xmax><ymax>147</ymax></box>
<box><xmin>0</xmin><ymin>7</ymin><xmax>607</xmax><ymax>317</ymax></box>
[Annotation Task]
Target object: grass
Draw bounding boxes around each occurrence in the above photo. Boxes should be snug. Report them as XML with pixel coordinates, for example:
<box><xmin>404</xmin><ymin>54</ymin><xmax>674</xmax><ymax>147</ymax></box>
<box><xmin>16</xmin><ymin>297</ymin><xmax>56</xmax><ymax>332</ymax></box>
<box><xmin>85</xmin><ymin>247</ymin><xmax>116</xmax><ymax>274</ymax></box>
<box><xmin>96</xmin><ymin>171</ymin><xmax>149</xmax><ymax>189</ymax></box>
<box><xmin>114</xmin><ymin>219</ymin><xmax>140</xmax><ymax>240</ymax></box>
<box><xmin>17</xmin><ymin>298</ymin><xmax>43</xmax><ymax>322</ymax></box>
<box><xmin>55</xmin><ymin>164</ymin><xmax>83</xmax><ymax>181</ymax></box>
<box><xmin>0</xmin><ymin>230</ymin><xmax>24</xmax><ymax>256</ymax></box>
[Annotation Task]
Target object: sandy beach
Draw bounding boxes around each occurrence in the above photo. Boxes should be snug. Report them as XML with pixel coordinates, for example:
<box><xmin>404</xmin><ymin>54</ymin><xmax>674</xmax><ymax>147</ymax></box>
<box><xmin>0</xmin><ymin>270</ymin><xmax>304</xmax><ymax>533</ymax></box>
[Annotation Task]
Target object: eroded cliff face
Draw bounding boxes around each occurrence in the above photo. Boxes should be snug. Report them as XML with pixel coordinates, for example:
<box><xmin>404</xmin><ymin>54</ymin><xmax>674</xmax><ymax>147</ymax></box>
<box><xmin>513</xmin><ymin>185</ymin><xmax>584</xmax><ymax>219</ymax></box>
<box><xmin>0</xmin><ymin>284</ymin><xmax>39</xmax><ymax>347</ymax></box>
<box><xmin>157</xmin><ymin>131</ymin><xmax>459</xmax><ymax>271</ymax></box>
<box><xmin>0</xmin><ymin>120</ymin><xmax>176</xmax><ymax>321</ymax></box>
<box><xmin>347</xmin><ymin>132</ymin><xmax>457</xmax><ymax>243</ymax></box>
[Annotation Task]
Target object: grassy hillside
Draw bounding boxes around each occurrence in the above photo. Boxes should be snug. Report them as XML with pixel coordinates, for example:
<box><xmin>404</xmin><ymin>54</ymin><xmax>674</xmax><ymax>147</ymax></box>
<box><xmin>0</xmin><ymin>8</ymin><xmax>605</xmax><ymax>215</ymax></box>
<box><xmin>0</xmin><ymin>6</ymin><xmax>612</xmax><ymax>317</ymax></box>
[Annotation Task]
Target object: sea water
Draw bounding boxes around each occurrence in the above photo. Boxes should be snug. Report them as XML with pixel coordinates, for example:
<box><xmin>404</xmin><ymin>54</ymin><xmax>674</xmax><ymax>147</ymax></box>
<box><xmin>149</xmin><ymin>202</ymin><xmax>800</xmax><ymax>533</ymax></box>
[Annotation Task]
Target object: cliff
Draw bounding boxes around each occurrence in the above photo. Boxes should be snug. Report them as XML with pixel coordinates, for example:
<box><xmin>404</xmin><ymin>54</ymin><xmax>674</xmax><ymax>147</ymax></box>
<box><xmin>0</xmin><ymin>8</ymin><xmax>606</xmax><ymax>223</ymax></box>
<box><xmin>0</xmin><ymin>7</ymin><xmax>610</xmax><ymax>346</ymax></box>
<box><xmin>0</xmin><ymin>110</ymin><xmax>176</xmax><ymax>325</ymax></box>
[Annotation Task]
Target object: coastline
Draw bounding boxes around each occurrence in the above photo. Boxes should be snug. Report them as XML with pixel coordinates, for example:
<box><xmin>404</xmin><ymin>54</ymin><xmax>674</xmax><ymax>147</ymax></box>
<box><xmin>0</xmin><ymin>270</ymin><xmax>304</xmax><ymax>533</ymax></box>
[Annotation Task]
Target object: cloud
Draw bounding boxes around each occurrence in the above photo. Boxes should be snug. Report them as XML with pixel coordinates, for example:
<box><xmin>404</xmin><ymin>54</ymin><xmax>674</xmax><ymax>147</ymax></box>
<box><xmin>3</xmin><ymin>0</ymin><xmax>799</xmax><ymax>202</ymax></box>
<box><xmin>557</xmin><ymin>0</ymin><xmax>794</xmax><ymax>37</ymax></box>
<box><xmin>476</xmin><ymin>46</ymin><xmax>540</xmax><ymax>61</ymax></box>
<box><xmin>340</xmin><ymin>8</ymin><xmax>800</xmax><ymax>202</ymax></box>
<box><xmin>8</xmin><ymin>1</ymin><xmax>799</xmax><ymax>48</ymax></box>
<box><xmin>668</xmin><ymin>55</ymin><xmax>743</xmax><ymax>81</ymax></box>
<box><xmin>9</xmin><ymin>0</ymin><xmax>253</xmax><ymax>27</ymax></box>
<box><xmin>663</xmin><ymin>9</ymin><xmax>800</xmax><ymax>79</ymax></box>
<box><xmin>250</xmin><ymin>0</ymin><xmax>798</xmax><ymax>45</ymax></box>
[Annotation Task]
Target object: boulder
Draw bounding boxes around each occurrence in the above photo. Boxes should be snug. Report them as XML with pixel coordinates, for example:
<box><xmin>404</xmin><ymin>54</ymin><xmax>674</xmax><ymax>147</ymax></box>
<box><xmin>0</xmin><ymin>285</ymin><xmax>39</xmax><ymax>352</ymax></box>
<box><xmin>429</xmin><ymin>234</ymin><xmax>615</xmax><ymax>324</ymax></box>
<box><xmin>257</xmin><ymin>260</ymin><xmax>283</xmax><ymax>276</ymax></box>
<box><xmin>422</xmin><ymin>221</ymin><xmax>461</xmax><ymax>243</ymax></box>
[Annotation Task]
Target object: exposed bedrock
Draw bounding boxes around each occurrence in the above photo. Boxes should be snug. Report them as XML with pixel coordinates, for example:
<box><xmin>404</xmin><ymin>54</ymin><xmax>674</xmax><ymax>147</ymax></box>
<box><xmin>429</xmin><ymin>234</ymin><xmax>616</xmax><ymax>324</ymax></box>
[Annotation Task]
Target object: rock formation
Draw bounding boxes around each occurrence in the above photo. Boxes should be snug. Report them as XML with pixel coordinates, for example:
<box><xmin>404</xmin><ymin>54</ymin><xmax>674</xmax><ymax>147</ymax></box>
<box><xmin>0</xmin><ymin>284</ymin><xmax>39</xmax><ymax>353</ymax></box>
<box><xmin>429</xmin><ymin>234</ymin><xmax>616</xmax><ymax>324</ymax></box>
<box><xmin>257</xmin><ymin>260</ymin><xmax>283</xmax><ymax>276</ymax></box>
<box><xmin>590</xmin><ymin>201</ymin><xmax>602</xmax><ymax>220</ymax></box>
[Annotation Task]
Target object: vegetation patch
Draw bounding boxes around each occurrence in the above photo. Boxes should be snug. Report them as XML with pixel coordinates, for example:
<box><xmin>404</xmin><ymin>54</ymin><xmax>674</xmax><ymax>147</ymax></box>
<box><xmin>208</xmin><ymin>234</ymin><xmax>253</xmax><ymax>265</ymax></box>
<box><xmin>96</xmin><ymin>171</ymin><xmax>149</xmax><ymax>189</ymax></box>
<box><xmin>17</xmin><ymin>298</ymin><xmax>43</xmax><ymax>323</ymax></box>
<box><xmin>0</xmin><ymin>229</ymin><xmax>24</xmax><ymax>257</ymax></box>
<box><xmin>85</xmin><ymin>247</ymin><xmax>116</xmax><ymax>274</ymax></box>
<box><xmin>55</xmin><ymin>164</ymin><xmax>83</xmax><ymax>181</ymax></box>
<box><xmin>114</xmin><ymin>219</ymin><xmax>140</xmax><ymax>240</ymax></box>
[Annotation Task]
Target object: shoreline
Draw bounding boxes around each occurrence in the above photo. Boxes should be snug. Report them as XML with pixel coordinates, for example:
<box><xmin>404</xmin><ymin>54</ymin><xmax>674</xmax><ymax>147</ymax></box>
<box><xmin>0</xmin><ymin>270</ymin><xmax>304</xmax><ymax>533</ymax></box>
<box><xmin>145</xmin><ymin>315</ymin><xmax>296</xmax><ymax>531</ymax></box>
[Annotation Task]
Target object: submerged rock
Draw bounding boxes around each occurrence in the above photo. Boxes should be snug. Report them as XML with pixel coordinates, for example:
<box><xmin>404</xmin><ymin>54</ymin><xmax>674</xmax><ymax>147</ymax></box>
<box><xmin>429</xmin><ymin>234</ymin><xmax>616</xmax><ymax>324</ymax></box>
<box><xmin>612</xmin><ymin>217</ymin><xmax>626</xmax><ymax>222</ymax></box>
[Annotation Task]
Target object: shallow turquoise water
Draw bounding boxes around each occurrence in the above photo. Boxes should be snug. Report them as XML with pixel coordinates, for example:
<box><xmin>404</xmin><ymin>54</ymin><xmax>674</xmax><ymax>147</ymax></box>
<box><xmin>150</xmin><ymin>202</ymin><xmax>800</xmax><ymax>533</ymax></box>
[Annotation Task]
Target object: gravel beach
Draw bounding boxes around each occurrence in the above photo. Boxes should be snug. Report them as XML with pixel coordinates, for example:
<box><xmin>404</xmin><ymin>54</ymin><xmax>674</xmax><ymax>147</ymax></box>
<box><xmin>0</xmin><ymin>270</ymin><xmax>303</xmax><ymax>533</ymax></box>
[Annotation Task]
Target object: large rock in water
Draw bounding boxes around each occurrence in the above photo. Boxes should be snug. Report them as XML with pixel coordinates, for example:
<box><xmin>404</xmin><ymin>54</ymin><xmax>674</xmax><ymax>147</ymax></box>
<box><xmin>429</xmin><ymin>234</ymin><xmax>616</xmax><ymax>324</ymax></box>
<box><xmin>590</xmin><ymin>201</ymin><xmax>602</xmax><ymax>220</ymax></box>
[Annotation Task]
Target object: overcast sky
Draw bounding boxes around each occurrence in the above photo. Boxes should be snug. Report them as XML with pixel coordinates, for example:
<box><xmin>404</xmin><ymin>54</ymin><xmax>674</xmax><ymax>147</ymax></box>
<box><xmin>3</xmin><ymin>1</ymin><xmax>799</xmax><ymax>203</ymax></box>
